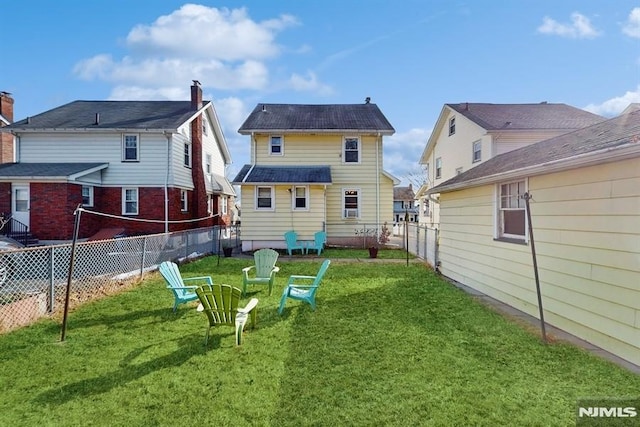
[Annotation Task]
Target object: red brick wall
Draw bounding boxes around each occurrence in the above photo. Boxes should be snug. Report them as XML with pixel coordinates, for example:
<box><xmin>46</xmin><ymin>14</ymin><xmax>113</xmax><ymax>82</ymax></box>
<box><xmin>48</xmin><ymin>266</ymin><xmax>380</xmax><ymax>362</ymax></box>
<box><xmin>30</xmin><ymin>182</ymin><xmax>80</xmax><ymax>240</ymax></box>
<box><xmin>0</xmin><ymin>93</ymin><xmax>15</xmax><ymax>163</ymax></box>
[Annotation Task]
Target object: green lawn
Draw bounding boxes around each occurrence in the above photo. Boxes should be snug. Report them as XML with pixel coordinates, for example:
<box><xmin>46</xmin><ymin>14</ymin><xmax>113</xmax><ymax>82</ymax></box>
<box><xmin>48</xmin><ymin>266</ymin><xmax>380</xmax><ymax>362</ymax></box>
<box><xmin>0</xmin><ymin>256</ymin><xmax>638</xmax><ymax>426</ymax></box>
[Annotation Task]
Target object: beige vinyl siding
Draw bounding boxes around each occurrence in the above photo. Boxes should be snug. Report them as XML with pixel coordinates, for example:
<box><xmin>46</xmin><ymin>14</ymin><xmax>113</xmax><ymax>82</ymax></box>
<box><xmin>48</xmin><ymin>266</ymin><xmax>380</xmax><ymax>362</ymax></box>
<box><xmin>438</xmin><ymin>157</ymin><xmax>640</xmax><ymax>365</ymax></box>
<box><xmin>240</xmin><ymin>184</ymin><xmax>326</xmax><ymax>249</ymax></box>
<box><xmin>492</xmin><ymin>130</ymin><xmax>571</xmax><ymax>156</ymax></box>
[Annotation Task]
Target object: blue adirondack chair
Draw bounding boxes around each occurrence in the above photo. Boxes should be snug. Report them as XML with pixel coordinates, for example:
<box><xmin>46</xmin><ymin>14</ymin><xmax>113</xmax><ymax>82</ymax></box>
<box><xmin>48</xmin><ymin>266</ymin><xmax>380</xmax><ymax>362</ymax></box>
<box><xmin>196</xmin><ymin>284</ymin><xmax>259</xmax><ymax>346</ymax></box>
<box><xmin>278</xmin><ymin>259</ymin><xmax>331</xmax><ymax>314</ymax></box>
<box><xmin>242</xmin><ymin>248</ymin><xmax>280</xmax><ymax>296</ymax></box>
<box><xmin>159</xmin><ymin>261</ymin><xmax>212</xmax><ymax>312</ymax></box>
<box><xmin>284</xmin><ymin>230</ymin><xmax>305</xmax><ymax>256</ymax></box>
<box><xmin>306</xmin><ymin>231</ymin><xmax>326</xmax><ymax>255</ymax></box>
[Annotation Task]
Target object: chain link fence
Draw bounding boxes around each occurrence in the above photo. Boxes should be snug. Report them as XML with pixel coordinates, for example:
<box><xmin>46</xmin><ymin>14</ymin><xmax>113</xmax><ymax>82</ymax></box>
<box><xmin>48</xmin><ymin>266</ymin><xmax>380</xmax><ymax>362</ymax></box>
<box><xmin>0</xmin><ymin>224</ymin><xmax>239</xmax><ymax>333</ymax></box>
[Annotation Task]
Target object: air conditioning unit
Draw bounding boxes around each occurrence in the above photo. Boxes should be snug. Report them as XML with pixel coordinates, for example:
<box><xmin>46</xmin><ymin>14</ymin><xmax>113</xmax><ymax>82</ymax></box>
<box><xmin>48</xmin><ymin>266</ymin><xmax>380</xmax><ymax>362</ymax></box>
<box><xmin>344</xmin><ymin>209</ymin><xmax>358</xmax><ymax>218</ymax></box>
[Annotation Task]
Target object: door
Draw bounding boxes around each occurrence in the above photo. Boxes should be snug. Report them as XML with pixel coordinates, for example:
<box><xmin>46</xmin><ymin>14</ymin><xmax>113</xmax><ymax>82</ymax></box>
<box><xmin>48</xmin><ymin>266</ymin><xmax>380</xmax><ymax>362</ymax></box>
<box><xmin>11</xmin><ymin>184</ymin><xmax>29</xmax><ymax>228</ymax></box>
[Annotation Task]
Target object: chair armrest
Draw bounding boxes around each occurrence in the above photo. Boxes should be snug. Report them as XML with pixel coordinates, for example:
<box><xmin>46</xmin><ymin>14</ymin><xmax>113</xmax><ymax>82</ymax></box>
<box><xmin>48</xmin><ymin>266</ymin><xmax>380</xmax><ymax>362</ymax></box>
<box><xmin>287</xmin><ymin>284</ymin><xmax>317</xmax><ymax>289</ymax></box>
<box><xmin>288</xmin><ymin>275</ymin><xmax>316</xmax><ymax>280</ymax></box>
<box><xmin>273</xmin><ymin>266</ymin><xmax>280</xmax><ymax>273</ymax></box>
<box><xmin>242</xmin><ymin>266</ymin><xmax>255</xmax><ymax>273</ymax></box>
<box><xmin>183</xmin><ymin>276</ymin><xmax>213</xmax><ymax>285</ymax></box>
<box><xmin>239</xmin><ymin>298</ymin><xmax>259</xmax><ymax>314</ymax></box>
<box><xmin>167</xmin><ymin>285</ymin><xmax>199</xmax><ymax>290</ymax></box>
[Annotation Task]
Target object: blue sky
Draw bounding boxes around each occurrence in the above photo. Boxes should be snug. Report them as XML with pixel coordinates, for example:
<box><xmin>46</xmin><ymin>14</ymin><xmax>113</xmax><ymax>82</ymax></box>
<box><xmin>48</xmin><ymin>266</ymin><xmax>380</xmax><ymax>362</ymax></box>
<box><xmin>2</xmin><ymin>1</ymin><xmax>639</xmax><ymax>184</ymax></box>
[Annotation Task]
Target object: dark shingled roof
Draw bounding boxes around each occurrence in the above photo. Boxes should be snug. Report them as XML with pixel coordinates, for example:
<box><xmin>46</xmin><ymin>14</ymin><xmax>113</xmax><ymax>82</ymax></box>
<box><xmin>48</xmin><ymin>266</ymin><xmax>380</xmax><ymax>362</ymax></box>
<box><xmin>232</xmin><ymin>165</ymin><xmax>332</xmax><ymax>184</ymax></box>
<box><xmin>238</xmin><ymin>103</ymin><xmax>395</xmax><ymax>134</ymax></box>
<box><xmin>447</xmin><ymin>102</ymin><xmax>605</xmax><ymax>130</ymax></box>
<box><xmin>0</xmin><ymin>162</ymin><xmax>107</xmax><ymax>178</ymax></box>
<box><xmin>430</xmin><ymin>109</ymin><xmax>640</xmax><ymax>193</ymax></box>
<box><xmin>393</xmin><ymin>186</ymin><xmax>415</xmax><ymax>201</ymax></box>
<box><xmin>3</xmin><ymin>100</ymin><xmax>210</xmax><ymax>130</ymax></box>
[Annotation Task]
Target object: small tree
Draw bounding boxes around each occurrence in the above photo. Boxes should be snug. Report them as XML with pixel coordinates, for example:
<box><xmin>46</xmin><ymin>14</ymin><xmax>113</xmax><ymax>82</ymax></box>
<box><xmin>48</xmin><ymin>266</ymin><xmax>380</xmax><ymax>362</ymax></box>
<box><xmin>377</xmin><ymin>222</ymin><xmax>391</xmax><ymax>247</ymax></box>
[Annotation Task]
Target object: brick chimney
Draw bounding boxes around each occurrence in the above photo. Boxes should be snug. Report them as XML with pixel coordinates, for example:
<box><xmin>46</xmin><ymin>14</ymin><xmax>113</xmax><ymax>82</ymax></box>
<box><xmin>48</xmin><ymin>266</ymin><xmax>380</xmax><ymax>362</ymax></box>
<box><xmin>189</xmin><ymin>81</ymin><xmax>210</xmax><ymax>224</ymax></box>
<box><xmin>0</xmin><ymin>92</ymin><xmax>15</xmax><ymax>163</ymax></box>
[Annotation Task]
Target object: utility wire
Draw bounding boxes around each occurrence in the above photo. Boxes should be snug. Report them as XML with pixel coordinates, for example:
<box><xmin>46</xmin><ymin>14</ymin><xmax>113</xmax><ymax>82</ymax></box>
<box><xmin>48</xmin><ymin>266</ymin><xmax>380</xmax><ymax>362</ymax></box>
<box><xmin>78</xmin><ymin>207</ymin><xmax>219</xmax><ymax>224</ymax></box>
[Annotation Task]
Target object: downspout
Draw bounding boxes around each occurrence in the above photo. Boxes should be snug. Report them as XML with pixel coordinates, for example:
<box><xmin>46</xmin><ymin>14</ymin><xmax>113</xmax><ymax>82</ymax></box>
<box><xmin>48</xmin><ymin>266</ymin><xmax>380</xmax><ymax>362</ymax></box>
<box><xmin>376</xmin><ymin>132</ymin><xmax>381</xmax><ymax>227</ymax></box>
<box><xmin>164</xmin><ymin>132</ymin><xmax>172</xmax><ymax>233</ymax></box>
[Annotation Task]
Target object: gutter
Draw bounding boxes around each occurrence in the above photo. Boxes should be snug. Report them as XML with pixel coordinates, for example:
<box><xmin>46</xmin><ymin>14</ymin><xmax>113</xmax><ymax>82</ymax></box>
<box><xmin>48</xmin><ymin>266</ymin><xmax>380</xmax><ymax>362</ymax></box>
<box><xmin>428</xmin><ymin>142</ymin><xmax>640</xmax><ymax>194</ymax></box>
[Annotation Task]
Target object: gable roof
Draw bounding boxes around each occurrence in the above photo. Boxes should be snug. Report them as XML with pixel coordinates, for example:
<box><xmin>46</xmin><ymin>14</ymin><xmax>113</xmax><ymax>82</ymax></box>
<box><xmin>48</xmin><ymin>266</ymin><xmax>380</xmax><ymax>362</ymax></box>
<box><xmin>0</xmin><ymin>162</ymin><xmax>108</xmax><ymax>180</ymax></box>
<box><xmin>420</xmin><ymin>103</ymin><xmax>605</xmax><ymax>163</ymax></box>
<box><xmin>447</xmin><ymin>102</ymin><xmax>605</xmax><ymax>131</ymax></box>
<box><xmin>2</xmin><ymin>100</ymin><xmax>211</xmax><ymax>132</ymax></box>
<box><xmin>428</xmin><ymin>109</ymin><xmax>640</xmax><ymax>194</ymax></box>
<box><xmin>394</xmin><ymin>185</ymin><xmax>415</xmax><ymax>201</ymax></box>
<box><xmin>238</xmin><ymin>103</ymin><xmax>395</xmax><ymax>135</ymax></box>
<box><xmin>232</xmin><ymin>165</ymin><xmax>332</xmax><ymax>184</ymax></box>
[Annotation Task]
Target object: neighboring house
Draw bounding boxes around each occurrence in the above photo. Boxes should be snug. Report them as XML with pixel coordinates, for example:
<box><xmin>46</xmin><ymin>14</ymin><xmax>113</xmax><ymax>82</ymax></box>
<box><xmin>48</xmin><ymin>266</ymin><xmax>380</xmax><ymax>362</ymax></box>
<box><xmin>0</xmin><ymin>92</ymin><xmax>14</xmax><ymax>163</ymax></box>
<box><xmin>233</xmin><ymin>101</ymin><xmax>398</xmax><ymax>251</ymax></box>
<box><xmin>417</xmin><ymin>102</ymin><xmax>605</xmax><ymax>226</ymax></box>
<box><xmin>426</xmin><ymin>109</ymin><xmax>640</xmax><ymax>367</ymax></box>
<box><xmin>0</xmin><ymin>81</ymin><xmax>235</xmax><ymax>241</ymax></box>
<box><xmin>393</xmin><ymin>184</ymin><xmax>418</xmax><ymax>223</ymax></box>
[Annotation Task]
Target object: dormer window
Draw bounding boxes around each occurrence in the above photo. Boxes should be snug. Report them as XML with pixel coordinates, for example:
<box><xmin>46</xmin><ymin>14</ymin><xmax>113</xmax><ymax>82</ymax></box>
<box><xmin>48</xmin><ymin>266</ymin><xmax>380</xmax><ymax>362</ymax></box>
<box><xmin>449</xmin><ymin>117</ymin><xmax>456</xmax><ymax>136</ymax></box>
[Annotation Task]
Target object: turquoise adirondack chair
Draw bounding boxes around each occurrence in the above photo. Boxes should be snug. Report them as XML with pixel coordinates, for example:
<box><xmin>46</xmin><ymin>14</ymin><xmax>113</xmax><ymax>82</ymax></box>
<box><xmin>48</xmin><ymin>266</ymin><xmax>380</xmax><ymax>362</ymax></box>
<box><xmin>159</xmin><ymin>261</ymin><xmax>212</xmax><ymax>312</ymax></box>
<box><xmin>278</xmin><ymin>259</ymin><xmax>331</xmax><ymax>314</ymax></box>
<box><xmin>284</xmin><ymin>230</ymin><xmax>305</xmax><ymax>256</ymax></box>
<box><xmin>306</xmin><ymin>231</ymin><xmax>326</xmax><ymax>255</ymax></box>
<box><xmin>195</xmin><ymin>284</ymin><xmax>259</xmax><ymax>346</ymax></box>
<box><xmin>242</xmin><ymin>248</ymin><xmax>280</xmax><ymax>296</ymax></box>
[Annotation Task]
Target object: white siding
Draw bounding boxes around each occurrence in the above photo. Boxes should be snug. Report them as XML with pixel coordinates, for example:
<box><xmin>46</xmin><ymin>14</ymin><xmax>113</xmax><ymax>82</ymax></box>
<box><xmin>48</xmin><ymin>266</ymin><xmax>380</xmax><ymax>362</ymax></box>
<box><xmin>437</xmin><ymin>157</ymin><xmax>640</xmax><ymax>366</ymax></box>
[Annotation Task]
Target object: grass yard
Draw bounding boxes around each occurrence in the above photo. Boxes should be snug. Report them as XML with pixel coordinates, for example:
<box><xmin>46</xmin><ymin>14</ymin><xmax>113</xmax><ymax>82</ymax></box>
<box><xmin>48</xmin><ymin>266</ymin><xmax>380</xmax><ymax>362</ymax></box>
<box><xmin>0</xmin><ymin>255</ymin><xmax>638</xmax><ymax>426</ymax></box>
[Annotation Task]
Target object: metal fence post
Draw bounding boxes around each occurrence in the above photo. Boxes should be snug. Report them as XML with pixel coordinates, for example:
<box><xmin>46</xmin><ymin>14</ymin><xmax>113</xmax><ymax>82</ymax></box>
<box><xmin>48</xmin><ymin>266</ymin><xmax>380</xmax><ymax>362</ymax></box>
<box><xmin>140</xmin><ymin>236</ymin><xmax>147</xmax><ymax>279</ymax></box>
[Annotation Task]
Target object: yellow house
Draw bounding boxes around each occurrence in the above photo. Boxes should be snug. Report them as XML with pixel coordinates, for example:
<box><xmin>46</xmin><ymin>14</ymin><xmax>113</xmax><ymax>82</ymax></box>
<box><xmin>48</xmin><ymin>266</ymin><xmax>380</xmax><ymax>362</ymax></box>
<box><xmin>233</xmin><ymin>102</ymin><xmax>398</xmax><ymax>251</ymax></box>
<box><xmin>418</xmin><ymin>103</ymin><xmax>605</xmax><ymax>226</ymax></box>
<box><xmin>427</xmin><ymin>109</ymin><xmax>640</xmax><ymax>367</ymax></box>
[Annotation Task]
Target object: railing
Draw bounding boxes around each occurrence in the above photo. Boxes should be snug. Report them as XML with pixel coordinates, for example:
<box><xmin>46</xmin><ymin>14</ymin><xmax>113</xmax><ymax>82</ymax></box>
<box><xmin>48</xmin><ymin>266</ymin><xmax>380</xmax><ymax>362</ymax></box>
<box><xmin>0</xmin><ymin>215</ymin><xmax>31</xmax><ymax>247</ymax></box>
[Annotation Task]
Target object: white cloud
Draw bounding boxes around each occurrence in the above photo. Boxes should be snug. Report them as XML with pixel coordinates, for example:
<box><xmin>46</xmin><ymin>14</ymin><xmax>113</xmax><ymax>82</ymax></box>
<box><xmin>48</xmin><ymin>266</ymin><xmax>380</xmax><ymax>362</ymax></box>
<box><xmin>126</xmin><ymin>4</ymin><xmax>298</xmax><ymax>61</ymax></box>
<box><xmin>288</xmin><ymin>71</ymin><xmax>334</xmax><ymax>95</ymax></box>
<box><xmin>73</xmin><ymin>5</ymin><xmax>329</xmax><ymax>97</ymax></box>
<box><xmin>622</xmin><ymin>7</ymin><xmax>640</xmax><ymax>38</ymax></box>
<box><xmin>537</xmin><ymin>12</ymin><xmax>601</xmax><ymax>39</ymax></box>
<box><xmin>583</xmin><ymin>85</ymin><xmax>640</xmax><ymax>116</ymax></box>
<box><xmin>383</xmin><ymin>128</ymin><xmax>432</xmax><ymax>184</ymax></box>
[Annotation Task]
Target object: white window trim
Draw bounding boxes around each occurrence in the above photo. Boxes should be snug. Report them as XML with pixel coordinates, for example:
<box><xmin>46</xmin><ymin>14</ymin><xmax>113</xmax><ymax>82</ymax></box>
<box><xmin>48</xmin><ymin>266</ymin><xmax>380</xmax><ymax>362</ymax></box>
<box><xmin>205</xmin><ymin>153</ymin><xmax>212</xmax><ymax>174</ymax></box>
<box><xmin>472</xmin><ymin>140</ymin><xmax>482</xmax><ymax>163</ymax></box>
<box><xmin>449</xmin><ymin>117</ymin><xmax>456</xmax><ymax>136</ymax></box>
<box><xmin>255</xmin><ymin>186</ymin><xmax>275</xmax><ymax>211</ymax></box>
<box><xmin>202</xmin><ymin>116</ymin><xmax>208</xmax><ymax>136</ymax></box>
<box><xmin>122</xmin><ymin>134</ymin><xmax>139</xmax><ymax>162</ymax></box>
<box><xmin>82</xmin><ymin>185</ymin><xmax>94</xmax><ymax>207</ymax></box>
<box><xmin>184</xmin><ymin>141</ymin><xmax>192</xmax><ymax>168</ymax></box>
<box><xmin>180</xmin><ymin>190</ymin><xmax>188</xmax><ymax>212</ymax></box>
<box><xmin>269</xmin><ymin>135</ymin><xmax>284</xmax><ymax>156</ymax></box>
<box><xmin>222</xmin><ymin>196</ymin><xmax>228</xmax><ymax>215</ymax></box>
<box><xmin>342</xmin><ymin>187</ymin><xmax>361</xmax><ymax>219</ymax></box>
<box><xmin>122</xmin><ymin>187</ymin><xmax>139</xmax><ymax>215</ymax></box>
<box><xmin>494</xmin><ymin>179</ymin><xmax>529</xmax><ymax>242</ymax></box>
<box><xmin>435</xmin><ymin>157</ymin><xmax>442</xmax><ymax>179</ymax></box>
<box><xmin>207</xmin><ymin>194</ymin><xmax>213</xmax><ymax>215</ymax></box>
<box><xmin>292</xmin><ymin>186</ymin><xmax>309</xmax><ymax>211</ymax></box>
<box><xmin>343</xmin><ymin>136</ymin><xmax>361</xmax><ymax>164</ymax></box>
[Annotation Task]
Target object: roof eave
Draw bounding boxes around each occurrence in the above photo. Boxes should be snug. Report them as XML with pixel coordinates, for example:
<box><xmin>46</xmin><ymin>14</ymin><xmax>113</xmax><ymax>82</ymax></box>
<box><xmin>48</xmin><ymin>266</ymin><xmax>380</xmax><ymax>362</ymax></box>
<box><xmin>239</xmin><ymin>129</ymin><xmax>394</xmax><ymax>135</ymax></box>
<box><xmin>428</xmin><ymin>143</ymin><xmax>640</xmax><ymax>194</ymax></box>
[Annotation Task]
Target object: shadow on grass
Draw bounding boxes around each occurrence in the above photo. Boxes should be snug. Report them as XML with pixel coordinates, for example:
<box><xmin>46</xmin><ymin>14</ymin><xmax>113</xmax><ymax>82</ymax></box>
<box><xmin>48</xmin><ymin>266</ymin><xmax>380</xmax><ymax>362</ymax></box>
<box><xmin>33</xmin><ymin>335</ymin><xmax>206</xmax><ymax>406</ymax></box>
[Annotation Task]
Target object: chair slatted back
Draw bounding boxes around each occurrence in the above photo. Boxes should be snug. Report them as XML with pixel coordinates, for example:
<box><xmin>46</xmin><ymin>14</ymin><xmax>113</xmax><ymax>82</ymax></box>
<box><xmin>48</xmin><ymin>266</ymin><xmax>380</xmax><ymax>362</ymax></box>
<box><xmin>159</xmin><ymin>261</ymin><xmax>188</xmax><ymax>298</ymax></box>
<box><xmin>196</xmin><ymin>284</ymin><xmax>241</xmax><ymax>327</ymax></box>
<box><xmin>254</xmin><ymin>248</ymin><xmax>279</xmax><ymax>277</ymax></box>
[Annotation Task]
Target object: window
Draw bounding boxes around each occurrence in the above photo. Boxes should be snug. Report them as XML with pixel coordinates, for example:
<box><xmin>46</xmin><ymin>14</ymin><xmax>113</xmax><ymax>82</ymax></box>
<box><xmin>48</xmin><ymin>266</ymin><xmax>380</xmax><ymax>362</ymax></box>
<box><xmin>256</xmin><ymin>186</ymin><xmax>274</xmax><ymax>210</ymax></box>
<box><xmin>448</xmin><ymin>117</ymin><xmax>456</xmax><ymax>136</ymax></box>
<box><xmin>270</xmin><ymin>136</ymin><xmax>283</xmax><ymax>155</ymax></box>
<box><xmin>207</xmin><ymin>195</ymin><xmax>213</xmax><ymax>215</ymax></box>
<box><xmin>82</xmin><ymin>186</ymin><xmax>93</xmax><ymax>207</ymax></box>
<box><xmin>435</xmin><ymin>157</ymin><xmax>442</xmax><ymax>179</ymax></box>
<box><xmin>122</xmin><ymin>134</ymin><xmax>139</xmax><ymax>161</ymax></box>
<box><xmin>343</xmin><ymin>137</ymin><xmax>360</xmax><ymax>163</ymax></box>
<box><xmin>205</xmin><ymin>153</ymin><xmax>212</xmax><ymax>174</ymax></box>
<box><xmin>122</xmin><ymin>188</ymin><xmax>138</xmax><ymax>215</ymax></box>
<box><xmin>343</xmin><ymin>189</ymin><xmax>360</xmax><ymax>218</ymax></box>
<box><xmin>498</xmin><ymin>180</ymin><xmax>526</xmax><ymax>240</ymax></box>
<box><xmin>222</xmin><ymin>196</ymin><xmax>228</xmax><ymax>214</ymax></box>
<box><xmin>180</xmin><ymin>190</ymin><xmax>188</xmax><ymax>212</ymax></box>
<box><xmin>184</xmin><ymin>142</ymin><xmax>192</xmax><ymax>167</ymax></box>
<box><xmin>202</xmin><ymin>117</ymin><xmax>208</xmax><ymax>136</ymax></box>
<box><xmin>293</xmin><ymin>186</ymin><xmax>308</xmax><ymax>210</ymax></box>
<box><xmin>422</xmin><ymin>199</ymin><xmax>430</xmax><ymax>216</ymax></box>
<box><xmin>472</xmin><ymin>140</ymin><xmax>482</xmax><ymax>163</ymax></box>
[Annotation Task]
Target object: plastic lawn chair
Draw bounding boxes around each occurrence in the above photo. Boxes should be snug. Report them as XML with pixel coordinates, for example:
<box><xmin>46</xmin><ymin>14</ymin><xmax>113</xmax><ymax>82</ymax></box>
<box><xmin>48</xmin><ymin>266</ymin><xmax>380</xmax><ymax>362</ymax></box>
<box><xmin>278</xmin><ymin>259</ymin><xmax>331</xmax><ymax>314</ymax></box>
<box><xmin>159</xmin><ymin>261</ymin><xmax>212</xmax><ymax>312</ymax></box>
<box><xmin>284</xmin><ymin>230</ymin><xmax>305</xmax><ymax>256</ymax></box>
<box><xmin>242</xmin><ymin>248</ymin><xmax>280</xmax><ymax>296</ymax></box>
<box><xmin>305</xmin><ymin>231</ymin><xmax>326</xmax><ymax>255</ymax></box>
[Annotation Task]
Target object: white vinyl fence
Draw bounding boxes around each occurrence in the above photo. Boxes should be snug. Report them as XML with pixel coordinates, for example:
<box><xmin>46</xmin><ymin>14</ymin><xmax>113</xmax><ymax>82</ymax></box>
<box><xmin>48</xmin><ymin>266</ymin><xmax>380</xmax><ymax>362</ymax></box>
<box><xmin>0</xmin><ymin>225</ymin><xmax>239</xmax><ymax>333</ymax></box>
